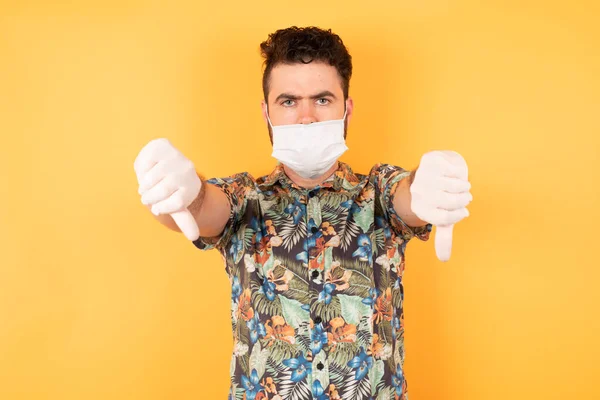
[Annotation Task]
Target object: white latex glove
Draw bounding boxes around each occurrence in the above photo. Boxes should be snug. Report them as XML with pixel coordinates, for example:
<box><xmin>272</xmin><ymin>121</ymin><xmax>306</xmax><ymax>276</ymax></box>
<box><xmin>410</xmin><ymin>150</ymin><xmax>472</xmax><ymax>262</ymax></box>
<box><xmin>133</xmin><ymin>138</ymin><xmax>201</xmax><ymax>241</ymax></box>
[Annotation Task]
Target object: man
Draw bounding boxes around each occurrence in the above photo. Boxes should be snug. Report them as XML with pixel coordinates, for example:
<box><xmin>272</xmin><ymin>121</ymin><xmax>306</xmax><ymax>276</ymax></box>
<box><xmin>134</xmin><ymin>26</ymin><xmax>472</xmax><ymax>400</ymax></box>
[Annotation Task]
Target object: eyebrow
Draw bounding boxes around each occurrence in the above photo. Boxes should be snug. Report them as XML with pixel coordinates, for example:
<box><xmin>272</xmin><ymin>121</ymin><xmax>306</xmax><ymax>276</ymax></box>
<box><xmin>274</xmin><ymin>90</ymin><xmax>337</xmax><ymax>103</ymax></box>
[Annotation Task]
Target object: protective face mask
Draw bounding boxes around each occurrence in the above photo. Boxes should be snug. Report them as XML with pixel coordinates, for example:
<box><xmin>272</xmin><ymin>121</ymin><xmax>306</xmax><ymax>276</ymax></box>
<box><xmin>267</xmin><ymin>107</ymin><xmax>349</xmax><ymax>180</ymax></box>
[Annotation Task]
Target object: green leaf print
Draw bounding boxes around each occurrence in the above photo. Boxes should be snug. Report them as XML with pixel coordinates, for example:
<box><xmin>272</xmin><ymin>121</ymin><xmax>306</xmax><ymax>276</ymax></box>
<box><xmin>356</xmin><ymin>317</ymin><xmax>373</xmax><ymax>349</ymax></box>
<box><xmin>376</xmin><ymin>386</ymin><xmax>395</xmax><ymax>400</ymax></box>
<box><xmin>233</xmin><ymin>223</ymin><xmax>247</xmax><ymax>264</ymax></box>
<box><xmin>265</xmin><ymin>339</ymin><xmax>297</xmax><ymax>364</ymax></box>
<box><xmin>341</xmin><ymin>365</ymin><xmax>371</xmax><ymax>399</ymax></box>
<box><xmin>285</xmin><ymin>278</ymin><xmax>313</xmax><ymax>304</ymax></box>
<box><xmin>295</xmin><ymin>323</ymin><xmax>312</xmax><ymax>354</ymax></box>
<box><xmin>321</xmin><ymin>192</ymin><xmax>350</xmax><ymax>209</ymax></box>
<box><xmin>308</xmin><ymin>197</ymin><xmax>322</xmax><ymax>228</ymax></box>
<box><xmin>239</xmin><ymin>353</ymin><xmax>249</xmax><ymax>376</ymax></box>
<box><xmin>392</xmin><ymin>286</ymin><xmax>403</xmax><ymax>309</ymax></box>
<box><xmin>249</xmin><ymin>341</ymin><xmax>270</xmax><ymax>379</ymax></box>
<box><xmin>393</xmin><ymin>336</ymin><xmax>403</xmax><ymax>370</ymax></box>
<box><xmin>327</xmin><ymin>361</ymin><xmax>347</xmax><ymax>388</ymax></box>
<box><xmin>322</xmin><ymin>205</ymin><xmax>346</xmax><ymax>226</ymax></box>
<box><xmin>337</xmin><ymin>294</ymin><xmax>371</xmax><ymax>325</ymax></box>
<box><xmin>311</xmin><ymin>295</ymin><xmax>342</xmax><ymax>322</ymax></box>
<box><xmin>257</xmin><ymin>193</ymin><xmax>279</xmax><ymax>213</ymax></box>
<box><xmin>234</xmin><ymin>385</ymin><xmax>245</xmax><ymax>400</ymax></box>
<box><xmin>243</xmin><ymin>225</ymin><xmax>255</xmax><ymax>250</ymax></box>
<box><xmin>329</xmin><ymin>342</ymin><xmax>360</xmax><ymax>369</ymax></box>
<box><xmin>230</xmin><ymin>355</ymin><xmax>236</xmax><ymax>378</ymax></box>
<box><xmin>251</xmin><ymin>281</ymin><xmax>283</xmax><ymax>316</ymax></box>
<box><xmin>266</xmin><ymin>356</ymin><xmax>286</xmax><ymax>377</ymax></box>
<box><xmin>262</xmin><ymin>253</ymin><xmax>275</xmax><ymax>274</ymax></box>
<box><xmin>369</xmin><ymin>359</ymin><xmax>385</xmax><ymax>396</ymax></box>
<box><xmin>377</xmin><ymin>320</ymin><xmax>394</xmax><ymax>350</ymax></box>
<box><xmin>340</xmin><ymin>219</ymin><xmax>361</xmax><ymax>252</ymax></box>
<box><xmin>279</xmin><ymin>295</ymin><xmax>309</xmax><ymax>330</ymax></box>
<box><xmin>324</xmin><ymin>246</ymin><xmax>334</xmax><ymax>270</ymax></box>
<box><xmin>353</xmin><ymin>203</ymin><xmax>374</xmax><ymax>233</ymax></box>
<box><xmin>279</xmin><ymin>373</ymin><xmax>310</xmax><ymax>400</ymax></box>
<box><xmin>341</xmin><ymin>179</ymin><xmax>360</xmax><ymax>192</ymax></box>
<box><xmin>279</xmin><ymin>219</ymin><xmax>307</xmax><ymax>252</ymax></box>
<box><xmin>312</xmin><ymin>351</ymin><xmax>330</xmax><ymax>388</ymax></box>
<box><xmin>371</xmin><ymin>228</ymin><xmax>385</xmax><ymax>253</ymax></box>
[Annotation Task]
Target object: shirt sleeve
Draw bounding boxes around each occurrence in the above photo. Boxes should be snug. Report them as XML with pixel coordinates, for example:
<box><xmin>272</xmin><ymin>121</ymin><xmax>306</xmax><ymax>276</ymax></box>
<box><xmin>191</xmin><ymin>172</ymin><xmax>256</xmax><ymax>253</ymax></box>
<box><xmin>372</xmin><ymin>163</ymin><xmax>432</xmax><ymax>242</ymax></box>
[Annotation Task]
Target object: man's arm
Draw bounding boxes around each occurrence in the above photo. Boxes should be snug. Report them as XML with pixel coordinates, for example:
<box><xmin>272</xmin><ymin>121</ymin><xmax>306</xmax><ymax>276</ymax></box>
<box><xmin>146</xmin><ymin>179</ymin><xmax>231</xmax><ymax>238</ymax></box>
<box><xmin>392</xmin><ymin>169</ymin><xmax>429</xmax><ymax>228</ymax></box>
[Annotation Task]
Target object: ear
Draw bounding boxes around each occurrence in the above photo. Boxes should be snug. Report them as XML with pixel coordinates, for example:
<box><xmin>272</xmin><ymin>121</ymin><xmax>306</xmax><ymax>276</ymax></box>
<box><xmin>345</xmin><ymin>96</ymin><xmax>354</xmax><ymax>124</ymax></box>
<box><xmin>261</xmin><ymin>99</ymin><xmax>269</xmax><ymax>124</ymax></box>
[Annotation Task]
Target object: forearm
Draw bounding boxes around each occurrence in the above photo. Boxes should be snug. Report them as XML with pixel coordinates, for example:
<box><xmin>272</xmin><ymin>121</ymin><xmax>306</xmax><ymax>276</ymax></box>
<box><xmin>392</xmin><ymin>169</ymin><xmax>429</xmax><ymax>228</ymax></box>
<box><xmin>189</xmin><ymin>182</ymin><xmax>230</xmax><ymax>237</ymax></box>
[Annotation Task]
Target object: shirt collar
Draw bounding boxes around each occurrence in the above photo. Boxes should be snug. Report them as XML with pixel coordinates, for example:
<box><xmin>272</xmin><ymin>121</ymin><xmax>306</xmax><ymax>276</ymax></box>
<box><xmin>258</xmin><ymin>161</ymin><xmax>361</xmax><ymax>194</ymax></box>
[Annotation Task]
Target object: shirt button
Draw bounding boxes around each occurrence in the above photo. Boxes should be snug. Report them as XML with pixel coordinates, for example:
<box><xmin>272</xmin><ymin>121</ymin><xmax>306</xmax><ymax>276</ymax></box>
<box><xmin>311</xmin><ymin>227</ymin><xmax>319</xmax><ymax>234</ymax></box>
<box><xmin>311</xmin><ymin>270</ymin><xmax>319</xmax><ymax>279</ymax></box>
<box><xmin>317</xmin><ymin>362</ymin><xmax>324</xmax><ymax>370</ymax></box>
<box><xmin>314</xmin><ymin>316</ymin><xmax>322</xmax><ymax>324</ymax></box>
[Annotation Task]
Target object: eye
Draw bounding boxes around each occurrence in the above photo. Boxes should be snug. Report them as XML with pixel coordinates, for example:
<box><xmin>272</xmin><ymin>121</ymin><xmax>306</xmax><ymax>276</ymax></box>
<box><xmin>281</xmin><ymin>99</ymin><xmax>295</xmax><ymax>106</ymax></box>
<box><xmin>317</xmin><ymin>98</ymin><xmax>330</xmax><ymax>105</ymax></box>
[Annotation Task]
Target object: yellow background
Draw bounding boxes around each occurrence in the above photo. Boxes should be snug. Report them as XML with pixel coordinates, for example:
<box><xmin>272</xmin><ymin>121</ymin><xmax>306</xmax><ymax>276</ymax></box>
<box><xmin>1</xmin><ymin>1</ymin><xmax>598</xmax><ymax>399</ymax></box>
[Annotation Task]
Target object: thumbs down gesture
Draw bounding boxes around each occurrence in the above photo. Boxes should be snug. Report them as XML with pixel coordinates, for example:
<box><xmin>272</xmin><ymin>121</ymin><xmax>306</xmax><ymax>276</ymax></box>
<box><xmin>410</xmin><ymin>151</ymin><xmax>472</xmax><ymax>262</ymax></box>
<box><xmin>134</xmin><ymin>138</ymin><xmax>202</xmax><ymax>241</ymax></box>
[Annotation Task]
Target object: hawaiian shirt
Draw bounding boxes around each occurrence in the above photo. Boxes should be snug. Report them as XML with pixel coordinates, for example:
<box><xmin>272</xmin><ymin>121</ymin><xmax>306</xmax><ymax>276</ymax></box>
<box><xmin>193</xmin><ymin>161</ymin><xmax>432</xmax><ymax>400</ymax></box>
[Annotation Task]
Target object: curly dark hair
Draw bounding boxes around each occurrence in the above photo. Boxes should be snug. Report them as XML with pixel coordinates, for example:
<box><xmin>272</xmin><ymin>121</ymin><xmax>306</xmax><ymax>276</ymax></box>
<box><xmin>260</xmin><ymin>26</ymin><xmax>353</xmax><ymax>103</ymax></box>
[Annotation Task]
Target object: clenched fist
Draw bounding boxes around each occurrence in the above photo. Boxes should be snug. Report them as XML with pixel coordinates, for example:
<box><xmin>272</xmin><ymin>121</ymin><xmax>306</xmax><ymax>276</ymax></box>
<box><xmin>134</xmin><ymin>138</ymin><xmax>201</xmax><ymax>241</ymax></box>
<box><xmin>410</xmin><ymin>150</ymin><xmax>473</xmax><ymax>262</ymax></box>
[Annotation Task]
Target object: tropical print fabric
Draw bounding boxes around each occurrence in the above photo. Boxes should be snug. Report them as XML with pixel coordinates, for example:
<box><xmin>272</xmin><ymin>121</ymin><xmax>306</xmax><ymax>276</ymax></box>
<box><xmin>193</xmin><ymin>161</ymin><xmax>432</xmax><ymax>400</ymax></box>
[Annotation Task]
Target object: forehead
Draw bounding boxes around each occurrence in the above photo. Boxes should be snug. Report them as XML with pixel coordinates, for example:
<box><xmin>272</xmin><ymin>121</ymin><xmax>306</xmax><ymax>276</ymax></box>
<box><xmin>268</xmin><ymin>61</ymin><xmax>343</xmax><ymax>98</ymax></box>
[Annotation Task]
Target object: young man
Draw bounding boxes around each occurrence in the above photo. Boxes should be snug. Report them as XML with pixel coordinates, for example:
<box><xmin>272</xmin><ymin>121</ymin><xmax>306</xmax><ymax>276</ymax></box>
<box><xmin>134</xmin><ymin>26</ymin><xmax>472</xmax><ymax>400</ymax></box>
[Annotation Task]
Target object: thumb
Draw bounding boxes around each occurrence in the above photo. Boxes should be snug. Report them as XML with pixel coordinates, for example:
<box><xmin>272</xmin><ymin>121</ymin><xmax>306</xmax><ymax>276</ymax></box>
<box><xmin>435</xmin><ymin>224</ymin><xmax>454</xmax><ymax>262</ymax></box>
<box><xmin>171</xmin><ymin>209</ymin><xmax>200</xmax><ymax>241</ymax></box>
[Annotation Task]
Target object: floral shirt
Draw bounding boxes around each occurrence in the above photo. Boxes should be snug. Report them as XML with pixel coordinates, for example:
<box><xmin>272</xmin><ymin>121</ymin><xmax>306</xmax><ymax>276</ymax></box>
<box><xmin>193</xmin><ymin>161</ymin><xmax>431</xmax><ymax>400</ymax></box>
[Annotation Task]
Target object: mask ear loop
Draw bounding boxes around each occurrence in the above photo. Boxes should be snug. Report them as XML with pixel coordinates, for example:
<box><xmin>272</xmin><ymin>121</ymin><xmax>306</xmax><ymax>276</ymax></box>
<box><xmin>265</xmin><ymin>105</ymin><xmax>274</xmax><ymax>129</ymax></box>
<box><xmin>342</xmin><ymin>101</ymin><xmax>348</xmax><ymax>121</ymax></box>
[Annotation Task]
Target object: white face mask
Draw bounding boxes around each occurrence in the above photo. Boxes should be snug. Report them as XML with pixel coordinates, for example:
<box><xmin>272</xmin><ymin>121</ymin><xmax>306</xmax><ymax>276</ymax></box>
<box><xmin>267</xmin><ymin>107</ymin><xmax>349</xmax><ymax>180</ymax></box>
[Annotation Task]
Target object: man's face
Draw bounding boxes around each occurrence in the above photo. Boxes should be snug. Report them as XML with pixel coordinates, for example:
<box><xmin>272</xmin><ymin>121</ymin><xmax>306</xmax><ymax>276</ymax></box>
<box><xmin>261</xmin><ymin>61</ymin><xmax>354</xmax><ymax>144</ymax></box>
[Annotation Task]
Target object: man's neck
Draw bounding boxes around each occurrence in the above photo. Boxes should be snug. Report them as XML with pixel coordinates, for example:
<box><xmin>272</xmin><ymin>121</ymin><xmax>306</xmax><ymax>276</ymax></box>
<box><xmin>282</xmin><ymin>162</ymin><xmax>339</xmax><ymax>190</ymax></box>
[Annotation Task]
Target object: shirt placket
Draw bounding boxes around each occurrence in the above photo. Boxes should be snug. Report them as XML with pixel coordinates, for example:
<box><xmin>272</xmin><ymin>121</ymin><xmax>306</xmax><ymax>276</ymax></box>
<box><xmin>305</xmin><ymin>187</ymin><xmax>329</xmax><ymax>395</ymax></box>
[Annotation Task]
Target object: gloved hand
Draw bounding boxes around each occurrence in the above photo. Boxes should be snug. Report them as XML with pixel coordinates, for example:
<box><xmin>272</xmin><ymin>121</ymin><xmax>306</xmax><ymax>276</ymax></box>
<box><xmin>134</xmin><ymin>138</ymin><xmax>202</xmax><ymax>241</ymax></box>
<box><xmin>410</xmin><ymin>150</ymin><xmax>473</xmax><ymax>262</ymax></box>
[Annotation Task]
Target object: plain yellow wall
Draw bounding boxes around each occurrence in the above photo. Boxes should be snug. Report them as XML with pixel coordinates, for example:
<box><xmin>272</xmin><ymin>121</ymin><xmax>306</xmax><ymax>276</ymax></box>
<box><xmin>1</xmin><ymin>1</ymin><xmax>599</xmax><ymax>399</ymax></box>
